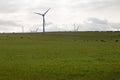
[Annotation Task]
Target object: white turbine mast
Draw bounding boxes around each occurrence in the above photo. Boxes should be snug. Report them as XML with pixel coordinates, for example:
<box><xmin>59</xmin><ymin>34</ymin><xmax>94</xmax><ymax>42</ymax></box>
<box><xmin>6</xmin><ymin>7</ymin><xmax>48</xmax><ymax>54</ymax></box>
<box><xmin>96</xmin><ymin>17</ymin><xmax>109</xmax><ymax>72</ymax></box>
<box><xmin>34</xmin><ymin>8</ymin><xmax>50</xmax><ymax>32</ymax></box>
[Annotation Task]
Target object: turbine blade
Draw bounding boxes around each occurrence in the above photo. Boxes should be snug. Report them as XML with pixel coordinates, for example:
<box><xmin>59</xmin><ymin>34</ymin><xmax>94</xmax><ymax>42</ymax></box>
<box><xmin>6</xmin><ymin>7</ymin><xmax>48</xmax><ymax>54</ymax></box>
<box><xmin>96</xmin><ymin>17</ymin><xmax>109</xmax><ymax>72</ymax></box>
<box><xmin>44</xmin><ymin>8</ymin><xmax>50</xmax><ymax>15</ymax></box>
<box><xmin>34</xmin><ymin>12</ymin><xmax>42</xmax><ymax>15</ymax></box>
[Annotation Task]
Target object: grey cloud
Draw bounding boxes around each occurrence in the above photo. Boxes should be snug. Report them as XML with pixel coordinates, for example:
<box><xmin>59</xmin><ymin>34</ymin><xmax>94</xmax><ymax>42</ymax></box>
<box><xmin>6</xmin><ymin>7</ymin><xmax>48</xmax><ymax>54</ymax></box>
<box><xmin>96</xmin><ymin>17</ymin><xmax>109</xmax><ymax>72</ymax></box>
<box><xmin>61</xmin><ymin>17</ymin><xmax>120</xmax><ymax>31</ymax></box>
<box><xmin>53</xmin><ymin>17</ymin><xmax>120</xmax><ymax>31</ymax></box>
<box><xmin>88</xmin><ymin>0</ymin><xmax>120</xmax><ymax>10</ymax></box>
<box><xmin>81</xmin><ymin>17</ymin><xmax>120</xmax><ymax>31</ymax></box>
<box><xmin>69</xmin><ymin>0</ymin><xmax>120</xmax><ymax>11</ymax></box>
<box><xmin>84</xmin><ymin>17</ymin><xmax>110</xmax><ymax>31</ymax></box>
<box><xmin>0</xmin><ymin>0</ymin><xmax>21</xmax><ymax>13</ymax></box>
<box><xmin>109</xmin><ymin>23</ymin><xmax>120</xmax><ymax>31</ymax></box>
<box><xmin>88</xmin><ymin>17</ymin><xmax>108</xmax><ymax>24</ymax></box>
<box><xmin>0</xmin><ymin>0</ymin><xmax>119</xmax><ymax>32</ymax></box>
<box><xmin>0</xmin><ymin>19</ymin><xmax>19</xmax><ymax>26</ymax></box>
<box><xmin>0</xmin><ymin>0</ymin><xmax>59</xmax><ymax>13</ymax></box>
<box><xmin>0</xmin><ymin>0</ymin><xmax>119</xmax><ymax>13</ymax></box>
<box><xmin>0</xmin><ymin>0</ymin><xmax>36</xmax><ymax>13</ymax></box>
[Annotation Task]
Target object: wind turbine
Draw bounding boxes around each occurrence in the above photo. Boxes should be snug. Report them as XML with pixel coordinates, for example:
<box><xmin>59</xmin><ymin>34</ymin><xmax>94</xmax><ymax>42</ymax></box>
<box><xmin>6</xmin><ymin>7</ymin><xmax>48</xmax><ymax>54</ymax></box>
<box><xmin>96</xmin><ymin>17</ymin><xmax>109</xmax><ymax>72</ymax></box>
<box><xmin>34</xmin><ymin>8</ymin><xmax>50</xmax><ymax>32</ymax></box>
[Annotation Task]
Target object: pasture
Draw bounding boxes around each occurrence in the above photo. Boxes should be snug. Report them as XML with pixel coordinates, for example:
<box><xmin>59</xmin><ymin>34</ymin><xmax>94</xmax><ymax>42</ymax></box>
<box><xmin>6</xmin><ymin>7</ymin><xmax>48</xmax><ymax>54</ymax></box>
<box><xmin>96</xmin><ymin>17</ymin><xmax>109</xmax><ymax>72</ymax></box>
<box><xmin>0</xmin><ymin>32</ymin><xmax>120</xmax><ymax>80</ymax></box>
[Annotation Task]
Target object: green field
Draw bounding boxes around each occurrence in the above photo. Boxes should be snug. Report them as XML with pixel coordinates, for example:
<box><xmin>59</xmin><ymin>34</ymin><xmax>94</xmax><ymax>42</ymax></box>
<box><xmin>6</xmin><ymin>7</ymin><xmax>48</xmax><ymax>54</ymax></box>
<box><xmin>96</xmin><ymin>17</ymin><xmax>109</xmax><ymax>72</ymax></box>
<box><xmin>0</xmin><ymin>32</ymin><xmax>120</xmax><ymax>80</ymax></box>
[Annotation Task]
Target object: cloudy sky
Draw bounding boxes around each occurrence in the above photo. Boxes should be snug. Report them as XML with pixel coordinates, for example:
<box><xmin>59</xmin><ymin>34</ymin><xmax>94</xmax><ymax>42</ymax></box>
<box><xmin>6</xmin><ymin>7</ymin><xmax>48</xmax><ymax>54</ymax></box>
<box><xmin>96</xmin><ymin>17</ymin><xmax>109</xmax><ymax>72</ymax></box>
<box><xmin>0</xmin><ymin>0</ymin><xmax>120</xmax><ymax>32</ymax></box>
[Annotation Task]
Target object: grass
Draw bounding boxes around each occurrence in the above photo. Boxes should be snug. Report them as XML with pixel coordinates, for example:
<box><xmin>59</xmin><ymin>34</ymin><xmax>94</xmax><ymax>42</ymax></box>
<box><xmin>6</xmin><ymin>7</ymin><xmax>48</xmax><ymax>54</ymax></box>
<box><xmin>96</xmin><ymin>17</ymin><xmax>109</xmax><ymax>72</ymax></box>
<box><xmin>0</xmin><ymin>32</ymin><xmax>120</xmax><ymax>80</ymax></box>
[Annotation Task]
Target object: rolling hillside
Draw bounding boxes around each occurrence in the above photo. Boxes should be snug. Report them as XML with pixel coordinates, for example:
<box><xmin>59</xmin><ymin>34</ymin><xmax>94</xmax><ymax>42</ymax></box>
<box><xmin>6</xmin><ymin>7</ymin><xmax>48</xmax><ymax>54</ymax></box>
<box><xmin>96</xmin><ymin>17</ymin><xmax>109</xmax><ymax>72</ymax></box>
<box><xmin>0</xmin><ymin>32</ymin><xmax>120</xmax><ymax>80</ymax></box>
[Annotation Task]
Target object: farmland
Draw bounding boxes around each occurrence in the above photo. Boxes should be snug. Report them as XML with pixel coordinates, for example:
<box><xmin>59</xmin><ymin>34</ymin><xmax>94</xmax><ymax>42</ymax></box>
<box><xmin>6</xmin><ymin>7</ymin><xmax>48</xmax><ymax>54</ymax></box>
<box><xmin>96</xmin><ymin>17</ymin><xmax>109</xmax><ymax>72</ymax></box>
<box><xmin>0</xmin><ymin>32</ymin><xmax>120</xmax><ymax>80</ymax></box>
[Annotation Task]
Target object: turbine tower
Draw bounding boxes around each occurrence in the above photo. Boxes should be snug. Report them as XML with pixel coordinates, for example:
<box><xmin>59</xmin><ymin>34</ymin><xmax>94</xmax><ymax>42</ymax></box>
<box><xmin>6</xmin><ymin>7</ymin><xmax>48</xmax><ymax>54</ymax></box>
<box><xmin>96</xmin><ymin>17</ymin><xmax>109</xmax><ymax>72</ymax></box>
<box><xmin>34</xmin><ymin>8</ymin><xmax>50</xmax><ymax>32</ymax></box>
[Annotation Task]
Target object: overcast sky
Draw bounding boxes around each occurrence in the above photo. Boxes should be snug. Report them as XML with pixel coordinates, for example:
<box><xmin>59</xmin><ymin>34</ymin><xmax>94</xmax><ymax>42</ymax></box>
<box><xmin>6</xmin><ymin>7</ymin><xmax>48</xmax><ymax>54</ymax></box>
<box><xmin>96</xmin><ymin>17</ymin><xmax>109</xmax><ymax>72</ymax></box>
<box><xmin>0</xmin><ymin>0</ymin><xmax>120</xmax><ymax>32</ymax></box>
